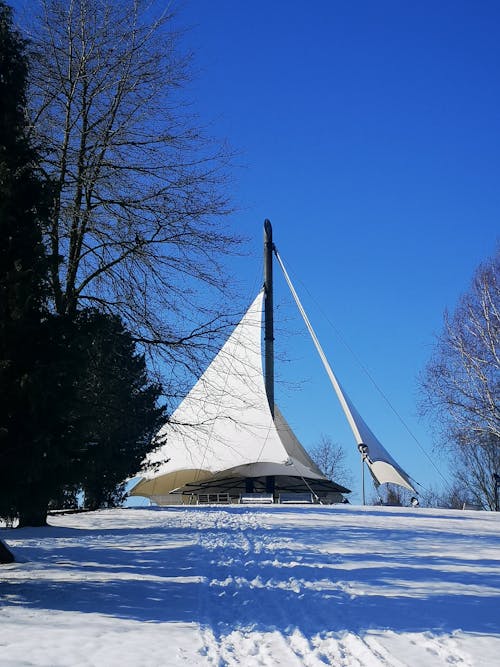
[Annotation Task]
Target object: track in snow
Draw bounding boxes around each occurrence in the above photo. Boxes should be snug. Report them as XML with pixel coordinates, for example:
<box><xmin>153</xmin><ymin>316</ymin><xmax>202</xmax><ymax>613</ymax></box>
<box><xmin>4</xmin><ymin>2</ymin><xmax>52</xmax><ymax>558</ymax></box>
<box><xmin>1</xmin><ymin>505</ymin><xmax>499</xmax><ymax>666</ymax></box>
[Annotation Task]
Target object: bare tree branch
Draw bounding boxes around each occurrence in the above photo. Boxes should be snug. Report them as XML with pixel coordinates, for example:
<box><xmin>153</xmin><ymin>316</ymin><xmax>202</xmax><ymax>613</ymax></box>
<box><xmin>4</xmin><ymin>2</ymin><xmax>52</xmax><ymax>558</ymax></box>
<box><xmin>420</xmin><ymin>248</ymin><xmax>500</xmax><ymax>506</ymax></box>
<box><xmin>21</xmin><ymin>0</ymin><xmax>241</xmax><ymax>400</ymax></box>
<box><xmin>309</xmin><ymin>434</ymin><xmax>352</xmax><ymax>488</ymax></box>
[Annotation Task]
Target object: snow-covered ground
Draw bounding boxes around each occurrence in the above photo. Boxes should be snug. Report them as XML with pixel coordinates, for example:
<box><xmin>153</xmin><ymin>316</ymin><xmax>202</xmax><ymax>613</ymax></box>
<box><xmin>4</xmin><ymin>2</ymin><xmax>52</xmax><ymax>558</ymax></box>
<box><xmin>1</xmin><ymin>504</ymin><xmax>499</xmax><ymax>666</ymax></box>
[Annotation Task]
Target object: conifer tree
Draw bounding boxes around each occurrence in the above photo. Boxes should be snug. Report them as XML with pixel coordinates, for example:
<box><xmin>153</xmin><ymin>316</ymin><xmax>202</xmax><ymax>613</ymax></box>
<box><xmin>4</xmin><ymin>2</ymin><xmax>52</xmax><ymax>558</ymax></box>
<box><xmin>68</xmin><ymin>311</ymin><xmax>165</xmax><ymax>510</ymax></box>
<box><xmin>0</xmin><ymin>2</ymin><xmax>82</xmax><ymax>528</ymax></box>
<box><xmin>0</xmin><ymin>3</ymin><xmax>166</xmax><ymax>530</ymax></box>
<box><xmin>0</xmin><ymin>0</ymin><xmax>53</xmax><ymax>527</ymax></box>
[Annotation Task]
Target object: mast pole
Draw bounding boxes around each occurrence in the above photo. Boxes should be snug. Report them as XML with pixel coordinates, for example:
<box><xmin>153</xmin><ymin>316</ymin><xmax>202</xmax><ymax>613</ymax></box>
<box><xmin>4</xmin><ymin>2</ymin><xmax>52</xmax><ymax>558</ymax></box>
<box><xmin>362</xmin><ymin>457</ymin><xmax>366</xmax><ymax>505</ymax></box>
<box><xmin>264</xmin><ymin>219</ymin><xmax>275</xmax><ymax>419</ymax></box>
<box><xmin>359</xmin><ymin>444</ymin><xmax>368</xmax><ymax>506</ymax></box>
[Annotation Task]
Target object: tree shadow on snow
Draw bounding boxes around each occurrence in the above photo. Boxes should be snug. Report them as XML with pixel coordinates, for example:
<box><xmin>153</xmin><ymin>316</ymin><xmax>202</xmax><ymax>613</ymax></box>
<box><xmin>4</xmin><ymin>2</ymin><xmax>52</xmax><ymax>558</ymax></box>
<box><xmin>1</xmin><ymin>508</ymin><xmax>499</xmax><ymax>640</ymax></box>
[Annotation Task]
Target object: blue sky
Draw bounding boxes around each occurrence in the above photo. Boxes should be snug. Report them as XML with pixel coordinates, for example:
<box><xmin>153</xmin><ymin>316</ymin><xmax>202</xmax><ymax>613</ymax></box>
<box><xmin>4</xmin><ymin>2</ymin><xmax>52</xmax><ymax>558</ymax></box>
<box><xmin>10</xmin><ymin>1</ymin><xmax>499</xmax><ymax>502</ymax></box>
<box><xmin>177</xmin><ymin>0</ymin><xmax>499</xmax><ymax>502</ymax></box>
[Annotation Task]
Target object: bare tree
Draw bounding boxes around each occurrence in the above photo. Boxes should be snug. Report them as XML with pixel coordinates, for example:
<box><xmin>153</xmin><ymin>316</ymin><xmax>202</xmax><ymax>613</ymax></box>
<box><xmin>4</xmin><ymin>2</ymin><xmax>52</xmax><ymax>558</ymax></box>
<box><xmin>421</xmin><ymin>249</ymin><xmax>499</xmax><ymax>446</ymax></box>
<box><xmin>421</xmin><ymin>248</ymin><xmax>500</xmax><ymax>507</ymax></box>
<box><xmin>370</xmin><ymin>483</ymin><xmax>413</xmax><ymax>506</ymax></box>
<box><xmin>309</xmin><ymin>434</ymin><xmax>352</xmax><ymax>488</ymax></box>
<box><xmin>418</xmin><ymin>483</ymin><xmax>472</xmax><ymax>510</ymax></box>
<box><xmin>22</xmin><ymin>0</ymin><xmax>239</xmax><ymax>392</ymax></box>
<box><xmin>450</xmin><ymin>434</ymin><xmax>500</xmax><ymax>510</ymax></box>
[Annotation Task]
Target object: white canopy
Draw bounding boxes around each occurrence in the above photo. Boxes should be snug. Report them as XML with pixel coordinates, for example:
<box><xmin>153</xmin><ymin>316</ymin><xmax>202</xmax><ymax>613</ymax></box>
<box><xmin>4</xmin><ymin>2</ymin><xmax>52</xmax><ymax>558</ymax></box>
<box><xmin>132</xmin><ymin>262</ymin><xmax>416</xmax><ymax>502</ymax></box>
<box><xmin>130</xmin><ymin>292</ymin><xmax>330</xmax><ymax>501</ymax></box>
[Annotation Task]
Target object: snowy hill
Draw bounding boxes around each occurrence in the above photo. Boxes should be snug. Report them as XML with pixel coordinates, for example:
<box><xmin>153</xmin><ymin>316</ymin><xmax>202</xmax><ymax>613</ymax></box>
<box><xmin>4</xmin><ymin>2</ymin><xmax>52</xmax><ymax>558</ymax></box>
<box><xmin>1</xmin><ymin>504</ymin><xmax>499</xmax><ymax>666</ymax></box>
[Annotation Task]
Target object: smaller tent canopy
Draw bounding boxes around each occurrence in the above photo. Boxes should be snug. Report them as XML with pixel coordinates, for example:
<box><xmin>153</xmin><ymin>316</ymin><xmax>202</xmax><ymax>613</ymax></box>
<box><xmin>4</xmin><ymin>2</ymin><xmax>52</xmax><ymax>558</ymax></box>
<box><xmin>341</xmin><ymin>389</ymin><xmax>415</xmax><ymax>492</ymax></box>
<box><xmin>274</xmin><ymin>249</ymin><xmax>416</xmax><ymax>494</ymax></box>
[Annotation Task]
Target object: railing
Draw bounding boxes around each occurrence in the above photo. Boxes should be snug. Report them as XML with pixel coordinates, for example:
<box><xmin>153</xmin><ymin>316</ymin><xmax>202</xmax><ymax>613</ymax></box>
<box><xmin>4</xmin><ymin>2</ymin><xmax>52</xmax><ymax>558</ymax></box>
<box><xmin>197</xmin><ymin>493</ymin><xmax>231</xmax><ymax>504</ymax></box>
<box><xmin>240</xmin><ymin>493</ymin><xmax>274</xmax><ymax>504</ymax></box>
<box><xmin>279</xmin><ymin>493</ymin><xmax>314</xmax><ymax>504</ymax></box>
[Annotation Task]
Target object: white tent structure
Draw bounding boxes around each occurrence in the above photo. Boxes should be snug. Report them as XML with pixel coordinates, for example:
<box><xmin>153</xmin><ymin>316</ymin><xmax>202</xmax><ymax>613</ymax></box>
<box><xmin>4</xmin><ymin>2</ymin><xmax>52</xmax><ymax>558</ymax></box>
<box><xmin>130</xmin><ymin>291</ymin><xmax>348</xmax><ymax>504</ymax></box>
<box><xmin>130</xmin><ymin>220</ymin><xmax>416</xmax><ymax>505</ymax></box>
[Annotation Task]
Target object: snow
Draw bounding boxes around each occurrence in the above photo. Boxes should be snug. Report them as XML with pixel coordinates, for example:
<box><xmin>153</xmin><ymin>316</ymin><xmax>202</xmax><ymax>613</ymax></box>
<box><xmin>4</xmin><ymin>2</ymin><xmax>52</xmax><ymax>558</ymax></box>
<box><xmin>1</xmin><ymin>504</ymin><xmax>499</xmax><ymax>666</ymax></box>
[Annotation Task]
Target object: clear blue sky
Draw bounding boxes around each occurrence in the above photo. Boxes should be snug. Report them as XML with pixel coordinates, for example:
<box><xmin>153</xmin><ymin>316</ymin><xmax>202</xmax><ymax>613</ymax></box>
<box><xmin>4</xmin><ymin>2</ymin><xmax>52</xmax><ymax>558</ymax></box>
<box><xmin>177</xmin><ymin>0</ymin><xmax>499</xmax><ymax>502</ymax></box>
<box><xmin>11</xmin><ymin>1</ymin><xmax>499</xmax><ymax>502</ymax></box>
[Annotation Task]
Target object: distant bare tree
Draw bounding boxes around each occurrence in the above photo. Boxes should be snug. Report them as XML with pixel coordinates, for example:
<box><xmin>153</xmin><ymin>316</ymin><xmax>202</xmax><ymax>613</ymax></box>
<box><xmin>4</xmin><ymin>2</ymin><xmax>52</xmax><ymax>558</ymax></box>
<box><xmin>421</xmin><ymin>248</ymin><xmax>500</xmax><ymax>508</ymax></box>
<box><xmin>309</xmin><ymin>435</ymin><xmax>352</xmax><ymax>487</ymax></box>
<box><xmin>450</xmin><ymin>434</ymin><xmax>500</xmax><ymax>510</ymax></box>
<box><xmin>419</xmin><ymin>483</ymin><xmax>472</xmax><ymax>510</ymax></box>
<box><xmin>421</xmin><ymin>249</ymin><xmax>499</xmax><ymax>446</ymax></box>
<box><xmin>22</xmin><ymin>0</ymin><xmax>238</xmax><ymax>391</ymax></box>
<box><xmin>369</xmin><ymin>483</ymin><xmax>413</xmax><ymax>506</ymax></box>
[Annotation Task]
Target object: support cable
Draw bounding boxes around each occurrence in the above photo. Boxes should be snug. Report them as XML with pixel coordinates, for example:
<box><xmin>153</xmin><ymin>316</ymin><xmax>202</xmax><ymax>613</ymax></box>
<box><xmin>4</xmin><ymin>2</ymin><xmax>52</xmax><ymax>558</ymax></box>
<box><xmin>274</xmin><ymin>247</ymin><xmax>364</xmax><ymax>446</ymax></box>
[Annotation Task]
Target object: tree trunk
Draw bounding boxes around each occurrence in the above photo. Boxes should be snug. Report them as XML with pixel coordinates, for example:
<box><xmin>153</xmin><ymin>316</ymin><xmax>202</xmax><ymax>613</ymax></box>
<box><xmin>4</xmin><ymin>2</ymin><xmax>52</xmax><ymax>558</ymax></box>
<box><xmin>0</xmin><ymin>538</ymin><xmax>15</xmax><ymax>563</ymax></box>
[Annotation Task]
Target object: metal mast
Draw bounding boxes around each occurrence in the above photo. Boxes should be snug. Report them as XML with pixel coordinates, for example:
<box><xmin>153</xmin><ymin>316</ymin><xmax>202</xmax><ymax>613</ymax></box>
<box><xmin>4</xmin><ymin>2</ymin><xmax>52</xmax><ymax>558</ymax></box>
<box><xmin>264</xmin><ymin>219</ymin><xmax>275</xmax><ymax>419</ymax></box>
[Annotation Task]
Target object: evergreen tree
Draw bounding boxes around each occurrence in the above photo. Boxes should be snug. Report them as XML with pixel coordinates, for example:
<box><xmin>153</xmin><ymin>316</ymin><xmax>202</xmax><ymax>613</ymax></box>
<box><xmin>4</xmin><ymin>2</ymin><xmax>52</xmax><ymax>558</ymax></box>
<box><xmin>43</xmin><ymin>311</ymin><xmax>166</xmax><ymax>511</ymax></box>
<box><xmin>0</xmin><ymin>4</ymin><xmax>165</xmax><ymax>529</ymax></box>
<box><xmin>69</xmin><ymin>311</ymin><xmax>165</xmax><ymax>510</ymax></box>
<box><xmin>0</xmin><ymin>0</ymin><xmax>54</xmax><ymax>527</ymax></box>
<box><xmin>11</xmin><ymin>314</ymin><xmax>89</xmax><ymax>526</ymax></box>
<box><xmin>0</xmin><ymin>2</ymin><xmax>82</xmax><ymax>527</ymax></box>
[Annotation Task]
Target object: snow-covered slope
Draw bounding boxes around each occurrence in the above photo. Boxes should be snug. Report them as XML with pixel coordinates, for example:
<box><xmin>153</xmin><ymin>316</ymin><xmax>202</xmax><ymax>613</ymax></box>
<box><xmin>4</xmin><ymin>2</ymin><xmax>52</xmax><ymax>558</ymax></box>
<box><xmin>1</xmin><ymin>505</ymin><xmax>499</xmax><ymax>666</ymax></box>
